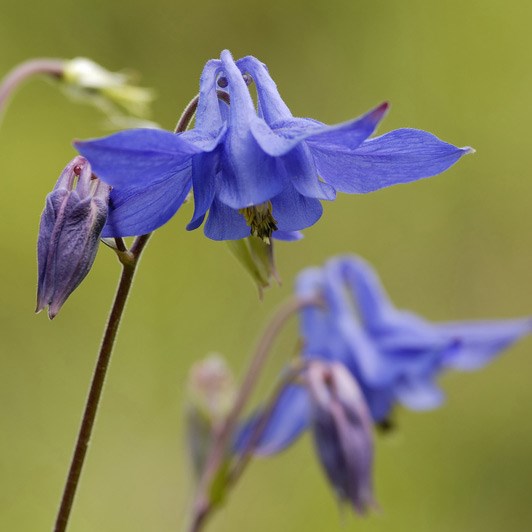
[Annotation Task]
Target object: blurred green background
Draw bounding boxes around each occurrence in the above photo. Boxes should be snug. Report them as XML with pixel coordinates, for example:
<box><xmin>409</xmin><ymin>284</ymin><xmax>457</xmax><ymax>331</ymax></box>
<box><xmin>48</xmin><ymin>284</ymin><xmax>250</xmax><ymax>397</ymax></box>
<box><xmin>1</xmin><ymin>0</ymin><xmax>532</xmax><ymax>530</ymax></box>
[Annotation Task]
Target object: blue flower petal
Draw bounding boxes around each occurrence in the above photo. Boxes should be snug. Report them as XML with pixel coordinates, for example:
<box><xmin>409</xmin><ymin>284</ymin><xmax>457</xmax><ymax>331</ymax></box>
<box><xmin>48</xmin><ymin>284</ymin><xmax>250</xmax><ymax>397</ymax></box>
<box><xmin>186</xmin><ymin>151</ymin><xmax>219</xmax><ymax>231</ymax></box>
<box><xmin>305</xmin><ymin>102</ymin><xmax>389</xmax><ymax>151</ymax></box>
<box><xmin>216</xmin><ymin>145</ymin><xmax>286</xmax><ymax>209</ymax></box>
<box><xmin>251</xmin><ymin>103</ymin><xmax>388</xmax><ymax>159</ymax></box>
<box><xmin>395</xmin><ymin>377</ymin><xmax>445</xmax><ymax>411</ymax></box>
<box><xmin>310</xmin><ymin>128</ymin><xmax>473</xmax><ymax>193</ymax></box>
<box><xmin>75</xmin><ymin>129</ymin><xmax>201</xmax><ymax>188</ymax></box>
<box><xmin>180</xmin><ymin>125</ymin><xmax>226</xmax><ymax>152</ymax></box>
<box><xmin>338</xmin><ymin>256</ymin><xmax>441</xmax><ymax>343</ymax></box>
<box><xmin>236</xmin><ymin>56</ymin><xmax>292</xmax><ymax>123</ymax></box>
<box><xmin>436</xmin><ymin>319</ymin><xmax>532</xmax><ymax>370</ymax></box>
<box><xmin>233</xmin><ymin>384</ymin><xmax>310</xmax><ymax>456</ymax></box>
<box><xmin>323</xmin><ymin>265</ymin><xmax>393</xmax><ymax>386</ymax></box>
<box><xmin>204</xmin><ymin>198</ymin><xmax>249</xmax><ymax>240</ymax></box>
<box><xmin>271</xmin><ymin>186</ymin><xmax>323</xmax><ymax>232</ymax></box>
<box><xmin>194</xmin><ymin>59</ymin><xmax>223</xmax><ymax>131</ymax></box>
<box><xmin>282</xmin><ymin>144</ymin><xmax>336</xmax><ymax>201</ymax></box>
<box><xmin>363</xmin><ymin>386</ymin><xmax>395</xmax><ymax>423</ymax></box>
<box><xmin>216</xmin><ymin>51</ymin><xmax>287</xmax><ymax>208</ymax></box>
<box><xmin>296</xmin><ymin>268</ymin><xmax>338</xmax><ymax>355</ymax></box>
<box><xmin>272</xmin><ymin>230</ymin><xmax>303</xmax><ymax>241</ymax></box>
<box><xmin>102</xmin><ymin>165</ymin><xmax>192</xmax><ymax>237</ymax></box>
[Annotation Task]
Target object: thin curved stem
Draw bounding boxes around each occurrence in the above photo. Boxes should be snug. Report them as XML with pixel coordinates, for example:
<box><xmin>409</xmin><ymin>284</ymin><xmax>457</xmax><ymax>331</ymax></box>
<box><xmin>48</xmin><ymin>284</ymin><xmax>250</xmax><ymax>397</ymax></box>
<box><xmin>175</xmin><ymin>95</ymin><xmax>199</xmax><ymax>133</ymax></box>
<box><xmin>53</xmin><ymin>234</ymin><xmax>151</xmax><ymax>532</ymax></box>
<box><xmin>0</xmin><ymin>59</ymin><xmax>64</xmax><ymax>117</ymax></box>
<box><xmin>188</xmin><ymin>295</ymin><xmax>320</xmax><ymax>532</ymax></box>
<box><xmin>173</xmin><ymin>90</ymin><xmax>229</xmax><ymax>134</ymax></box>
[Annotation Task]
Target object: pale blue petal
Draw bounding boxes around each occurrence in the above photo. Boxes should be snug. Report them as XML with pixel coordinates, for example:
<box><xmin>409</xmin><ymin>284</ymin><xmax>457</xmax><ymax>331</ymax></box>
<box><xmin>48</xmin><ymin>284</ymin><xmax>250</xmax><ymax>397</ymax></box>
<box><xmin>252</xmin><ymin>103</ymin><xmax>388</xmax><ymax>158</ymax></box>
<box><xmin>272</xmin><ymin>230</ymin><xmax>303</xmax><ymax>241</ymax></box>
<box><xmin>337</xmin><ymin>256</ymin><xmax>440</xmax><ymax>344</ymax></box>
<box><xmin>322</xmin><ymin>264</ymin><xmax>392</xmax><ymax>385</ymax></box>
<box><xmin>271</xmin><ymin>186</ymin><xmax>323</xmax><ymax>231</ymax></box>
<box><xmin>233</xmin><ymin>384</ymin><xmax>310</xmax><ymax>456</ymax></box>
<box><xmin>102</xmin><ymin>165</ymin><xmax>192</xmax><ymax>237</ymax></box>
<box><xmin>236</xmin><ymin>56</ymin><xmax>292</xmax><ymax>123</ymax></box>
<box><xmin>218</xmin><ymin>53</ymin><xmax>287</xmax><ymax>207</ymax></box>
<box><xmin>282</xmin><ymin>144</ymin><xmax>336</xmax><ymax>200</ymax></box>
<box><xmin>305</xmin><ymin>102</ymin><xmax>389</xmax><ymax>150</ymax></box>
<box><xmin>220</xmin><ymin>50</ymin><xmax>257</xmax><ymax>123</ymax></box>
<box><xmin>194</xmin><ymin>59</ymin><xmax>224</xmax><ymax>131</ymax></box>
<box><xmin>179</xmin><ymin>124</ymin><xmax>226</xmax><ymax>152</ymax></box>
<box><xmin>186</xmin><ymin>151</ymin><xmax>219</xmax><ymax>231</ymax></box>
<box><xmin>363</xmin><ymin>387</ymin><xmax>395</xmax><ymax>423</ymax></box>
<box><xmin>437</xmin><ymin>319</ymin><xmax>532</xmax><ymax>370</ymax></box>
<box><xmin>311</xmin><ymin>128</ymin><xmax>473</xmax><ymax>193</ymax></box>
<box><xmin>75</xmin><ymin>129</ymin><xmax>201</xmax><ymax>188</ymax></box>
<box><xmin>395</xmin><ymin>378</ymin><xmax>445</xmax><ymax>411</ymax></box>
<box><xmin>216</xmin><ymin>143</ymin><xmax>286</xmax><ymax>209</ymax></box>
<box><xmin>204</xmin><ymin>199</ymin><xmax>249</xmax><ymax>240</ymax></box>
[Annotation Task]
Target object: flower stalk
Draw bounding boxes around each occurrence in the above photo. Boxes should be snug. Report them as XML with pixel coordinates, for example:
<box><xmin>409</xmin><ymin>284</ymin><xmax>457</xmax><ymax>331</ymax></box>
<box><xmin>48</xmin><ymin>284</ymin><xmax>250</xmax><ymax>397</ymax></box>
<box><xmin>53</xmin><ymin>233</ymin><xmax>151</xmax><ymax>532</ymax></box>
<box><xmin>187</xmin><ymin>296</ymin><xmax>319</xmax><ymax>532</ymax></box>
<box><xmin>53</xmin><ymin>90</ymin><xmax>198</xmax><ymax>532</ymax></box>
<box><xmin>0</xmin><ymin>59</ymin><xmax>64</xmax><ymax>118</ymax></box>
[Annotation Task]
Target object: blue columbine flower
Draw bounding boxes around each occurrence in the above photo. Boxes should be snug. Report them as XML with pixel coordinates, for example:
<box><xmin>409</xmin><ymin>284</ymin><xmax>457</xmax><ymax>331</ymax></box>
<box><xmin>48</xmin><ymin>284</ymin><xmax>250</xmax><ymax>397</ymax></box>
<box><xmin>235</xmin><ymin>255</ymin><xmax>532</xmax><ymax>455</ymax></box>
<box><xmin>75</xmin><ymin>50</ymin><xmax>472</xmax><ymax>241</ymax></box>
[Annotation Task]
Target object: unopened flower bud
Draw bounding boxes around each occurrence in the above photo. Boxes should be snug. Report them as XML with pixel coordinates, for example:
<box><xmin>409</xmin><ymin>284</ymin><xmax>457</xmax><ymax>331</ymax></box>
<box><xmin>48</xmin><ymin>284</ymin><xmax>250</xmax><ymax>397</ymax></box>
<box><xmin>36</xmin><ymin>156</ymin><xmax>110</xmax><ymax>319</ymax></box>
<box><xmin>185</xmin><ymin>355</ymin><xmax>236</xmax><ymax>477</ymax></box>
<box><xmin>306</xmin><ymin>361</ymin><xmax>376</xmax><ymax>514</ymax></box>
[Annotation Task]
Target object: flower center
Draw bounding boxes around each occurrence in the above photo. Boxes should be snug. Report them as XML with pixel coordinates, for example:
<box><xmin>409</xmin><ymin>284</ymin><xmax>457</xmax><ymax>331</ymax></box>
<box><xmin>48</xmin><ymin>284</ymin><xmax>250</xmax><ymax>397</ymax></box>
<box><xmin>239</xmin><ymin>202</ymin><xmax>278</xmax><ymax>243</ymax></box>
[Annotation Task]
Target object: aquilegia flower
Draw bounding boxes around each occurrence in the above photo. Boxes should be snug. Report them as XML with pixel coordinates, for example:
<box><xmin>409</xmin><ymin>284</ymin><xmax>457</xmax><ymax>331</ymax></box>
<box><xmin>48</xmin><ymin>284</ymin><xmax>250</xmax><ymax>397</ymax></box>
<box><xmin>36</xmin><ymin>156</ymin><xmax>109</xmax><ymax>319</ymax></box>
<box><xmin>75</xmin><ymin>50</ymin><xmax>472</xmax><ymax>241</ymax></box>
<box><xmin>235</xmin><ymin>255</ymin><xmax>532</xmax><ymax>460</ymax></box>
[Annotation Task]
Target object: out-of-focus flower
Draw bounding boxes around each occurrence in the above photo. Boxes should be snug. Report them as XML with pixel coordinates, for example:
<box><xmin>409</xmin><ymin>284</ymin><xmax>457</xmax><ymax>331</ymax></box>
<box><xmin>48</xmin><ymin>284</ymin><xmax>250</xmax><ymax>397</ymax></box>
<box><xmin>296</xmin><ymin>256</ymin><xmax>532</xmax><ymax>420</ymax></box>
<box><xmin>75</xmin><ymin>50</ymin><xmax>472</xmax><ymax>240</ymax></box>
<box><xmin>235</xmin><ymin>255</ymin><xmax>532</xmax><ymax>455</ymax></box>
<box><xmin>0</xmin><ymin>57</ymin><xmax>155</xmax><ymax>130</ymax></box>
<box><xmin>306</xmin><ymin>361</ymin><xmax>375</xmax><ymax>514</ymax></box>
<box><xmin>61</xmin><ymin>57</ymin><xmax>156</xmax><ymax>126</ymax></box>
<box><xmin>186</xmin><ymin>355</ymin><xmax>236</xmax><ymax>477</ymax></box>
<box><xmin>36</xmin><ymin>156</ymin><xmax>109</xmax><ymax>319</ymax></box>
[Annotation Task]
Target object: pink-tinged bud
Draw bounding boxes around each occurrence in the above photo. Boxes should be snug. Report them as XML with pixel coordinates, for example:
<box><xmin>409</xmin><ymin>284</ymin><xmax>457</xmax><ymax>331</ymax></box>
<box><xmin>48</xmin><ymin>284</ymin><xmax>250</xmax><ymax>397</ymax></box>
<box><xmin>36</xmin><ymin>156</ymin><xmax>110</xmax><ymax>319</ymax></box>
<box><xmin>185</xmin><ymin>355</ymin><xmax>236</xmax><ymax>477</ymax></box>
<box><xmin>306</xmin><ymin>361</ymin><xmax>376</xmax><ymax>514</ymax></box>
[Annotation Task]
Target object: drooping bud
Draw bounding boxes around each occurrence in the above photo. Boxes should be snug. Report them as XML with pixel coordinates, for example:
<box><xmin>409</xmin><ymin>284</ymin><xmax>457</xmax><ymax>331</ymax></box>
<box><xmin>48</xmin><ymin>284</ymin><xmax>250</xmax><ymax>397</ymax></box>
<box><xmin>185</xmin><ymin>355</ymin><xmax>236</xmax><ymax>477</ymax></box>
<box><xmin>36</xmin><ymin>156</ymin><xmax>110</xmax><ymax>319</ymax></box>
<box><xmin>305</xmin><ymin>361</ymin><xmax>376</xmax><ymax>514</ymax></box>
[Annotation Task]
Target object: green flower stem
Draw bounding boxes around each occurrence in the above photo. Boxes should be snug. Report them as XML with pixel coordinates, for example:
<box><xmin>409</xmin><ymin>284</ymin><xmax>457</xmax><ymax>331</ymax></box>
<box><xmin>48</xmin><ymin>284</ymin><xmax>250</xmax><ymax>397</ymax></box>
<box><xmin>53</xmin><ymin>233</ymin><xmax>151</xmax><ymax>532</ymax></box>
<box><xmin>0</xmin><ymin>59</ymin><xmax>64</xmax><ymax>118</ymax></box>
<box><xmin>188</xmin><ymin>296</ymin><xmax>320</xmax><ymax>532</ymax></box>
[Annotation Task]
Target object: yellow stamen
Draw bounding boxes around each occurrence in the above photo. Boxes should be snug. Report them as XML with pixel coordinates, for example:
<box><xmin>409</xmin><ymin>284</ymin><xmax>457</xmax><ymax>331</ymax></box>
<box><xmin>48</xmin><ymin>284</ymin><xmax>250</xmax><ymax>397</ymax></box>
<box><xmin>239</xmin><ymin>202</ymin><xmax>278</xmax><ymax>243</ymax></box>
